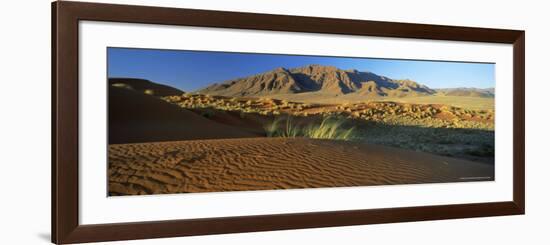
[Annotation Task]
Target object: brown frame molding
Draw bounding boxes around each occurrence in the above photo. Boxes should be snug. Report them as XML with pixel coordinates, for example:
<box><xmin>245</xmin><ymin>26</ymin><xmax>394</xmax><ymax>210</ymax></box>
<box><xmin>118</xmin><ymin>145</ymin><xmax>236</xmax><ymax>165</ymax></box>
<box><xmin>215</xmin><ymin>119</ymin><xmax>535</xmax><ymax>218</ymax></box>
<box><xmin>52</xmin><ymin>1</ymin><xmax>525</xmax><ymax>244</ymax></box>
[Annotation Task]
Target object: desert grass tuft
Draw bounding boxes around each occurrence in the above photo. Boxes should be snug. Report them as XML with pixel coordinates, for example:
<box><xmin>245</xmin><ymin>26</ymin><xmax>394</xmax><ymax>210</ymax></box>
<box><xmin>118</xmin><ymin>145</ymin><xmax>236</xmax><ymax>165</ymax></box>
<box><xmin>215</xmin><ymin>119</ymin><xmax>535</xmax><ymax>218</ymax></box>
<box><xmin>303</xmin><ymin>117</ymin><xmax>355</xmax><ymax>140</ymax></box>
<box><xmin>265</xmin><ymin>116</ymin><xmax>355</xmax><ymax>141</ymax></box>
<box><xmin>264</xmin><ymin>117</ymin><xmax>284</xmax><ymax>137</ymax></box>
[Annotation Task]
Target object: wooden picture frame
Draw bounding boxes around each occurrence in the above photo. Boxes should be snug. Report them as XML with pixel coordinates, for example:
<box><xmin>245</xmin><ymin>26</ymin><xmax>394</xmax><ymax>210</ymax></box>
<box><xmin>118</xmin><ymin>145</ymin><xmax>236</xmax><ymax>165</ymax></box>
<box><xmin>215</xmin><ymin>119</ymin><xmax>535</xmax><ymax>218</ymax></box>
<box><xmin>52</xmin><ymin>1</ymin><xmax>525</xmax><ymax>244</ymax></box>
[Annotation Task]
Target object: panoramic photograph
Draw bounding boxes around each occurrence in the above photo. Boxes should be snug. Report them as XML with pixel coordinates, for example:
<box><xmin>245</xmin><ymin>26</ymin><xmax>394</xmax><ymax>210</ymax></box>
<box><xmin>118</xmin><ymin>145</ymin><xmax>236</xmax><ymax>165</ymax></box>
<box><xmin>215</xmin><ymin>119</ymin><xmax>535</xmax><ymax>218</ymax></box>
<box><xmin>107</xmin><ymin>47</ymin><xmax>495</xmax><ymax>196</ymax></box>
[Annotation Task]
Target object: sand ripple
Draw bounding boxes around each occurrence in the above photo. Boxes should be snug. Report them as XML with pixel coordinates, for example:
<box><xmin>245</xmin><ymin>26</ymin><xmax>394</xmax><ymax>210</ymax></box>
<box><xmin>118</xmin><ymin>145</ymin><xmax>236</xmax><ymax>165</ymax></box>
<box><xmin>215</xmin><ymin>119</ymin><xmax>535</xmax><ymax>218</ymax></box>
<box><xmin>108</xmin><ymin>138</ymin><xmax>494</xmax><ymax>195</ymax></box>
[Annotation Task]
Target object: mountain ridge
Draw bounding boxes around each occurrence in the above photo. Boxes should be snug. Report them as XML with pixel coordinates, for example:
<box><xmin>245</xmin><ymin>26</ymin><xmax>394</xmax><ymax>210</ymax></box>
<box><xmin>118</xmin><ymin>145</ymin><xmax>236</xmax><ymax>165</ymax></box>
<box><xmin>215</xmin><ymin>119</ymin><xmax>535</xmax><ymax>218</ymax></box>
<box><xmin>435</xmin><ymin>87</ymin><xmax>495</xmax><ymax>98</ymax></box>
<box><xmin>198</xmin><ymin>64</ymin><xmax>436</xmax><ymax>98</ymax></box>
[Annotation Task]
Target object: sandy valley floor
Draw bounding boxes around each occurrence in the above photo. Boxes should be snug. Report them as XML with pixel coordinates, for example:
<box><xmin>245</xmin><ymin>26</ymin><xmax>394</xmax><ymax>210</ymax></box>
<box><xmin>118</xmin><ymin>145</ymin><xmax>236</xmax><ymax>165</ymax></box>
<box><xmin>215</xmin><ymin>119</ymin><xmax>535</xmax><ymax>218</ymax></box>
<box><xmin>108</xmin><ymin>137</ymin><xmax>494</xmax><ymax>195</ymax></box>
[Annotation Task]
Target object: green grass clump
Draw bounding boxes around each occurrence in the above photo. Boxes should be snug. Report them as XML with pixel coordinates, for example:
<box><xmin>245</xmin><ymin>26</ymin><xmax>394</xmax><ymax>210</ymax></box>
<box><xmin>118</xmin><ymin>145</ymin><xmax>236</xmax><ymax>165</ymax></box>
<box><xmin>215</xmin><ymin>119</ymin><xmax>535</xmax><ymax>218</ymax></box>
<box><xmin>265</xmin><ymin>117</ymin><xmax>298</xmax><ymax>137</ymax></box>
<box><xmin>265</xmin><ymin>116</ymin><xmax>354</xmax><ymax>141</ymax></box>
<box><xmin>304</xmin><ymin>117</ymin><xmax>355</xmax><ymax>140</ymax></box>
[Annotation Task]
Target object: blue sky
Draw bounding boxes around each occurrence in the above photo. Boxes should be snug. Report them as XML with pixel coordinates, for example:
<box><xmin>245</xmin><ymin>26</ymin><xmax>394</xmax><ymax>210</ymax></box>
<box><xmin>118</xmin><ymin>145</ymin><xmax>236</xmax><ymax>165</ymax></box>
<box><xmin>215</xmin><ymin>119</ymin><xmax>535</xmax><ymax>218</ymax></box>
<box><xmin>108</xmin><ymin>47</ymin><xmax>495</xmax><ymax>92</ymax></box>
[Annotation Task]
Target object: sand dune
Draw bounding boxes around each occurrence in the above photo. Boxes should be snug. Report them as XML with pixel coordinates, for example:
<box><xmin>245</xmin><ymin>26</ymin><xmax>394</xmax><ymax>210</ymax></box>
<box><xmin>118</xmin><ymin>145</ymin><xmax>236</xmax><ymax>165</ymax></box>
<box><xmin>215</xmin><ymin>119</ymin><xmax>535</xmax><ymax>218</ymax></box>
<box><xmin>108</xmin><ymin>137</ymin><xmax>494</xmax><ymax>195</ymax></box>
<box><xmin>109</xmin><ymin>78</ymin><xmax>184</xmax><ymax>96</ymax></box>
<box><xmin>109</xmin><ymin>86</ymin><xmax>262</xmax><ymax>144</ymax></box>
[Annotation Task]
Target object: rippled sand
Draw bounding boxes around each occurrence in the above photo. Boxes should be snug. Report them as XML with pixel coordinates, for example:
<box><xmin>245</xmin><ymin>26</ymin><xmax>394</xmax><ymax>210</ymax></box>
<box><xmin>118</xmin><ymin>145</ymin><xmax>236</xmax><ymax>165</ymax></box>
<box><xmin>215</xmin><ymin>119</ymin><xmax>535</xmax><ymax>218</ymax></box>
<box><xmin>108</xmin><ymin>137</ymin><xmax>494</xmax><ymax>196</ymax></box>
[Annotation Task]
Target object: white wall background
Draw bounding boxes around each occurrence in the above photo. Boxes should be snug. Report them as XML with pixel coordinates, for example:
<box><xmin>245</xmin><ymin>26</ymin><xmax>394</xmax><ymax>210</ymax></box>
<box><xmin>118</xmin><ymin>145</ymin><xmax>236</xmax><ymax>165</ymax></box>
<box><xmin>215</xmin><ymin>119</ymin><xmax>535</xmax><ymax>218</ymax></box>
<box><xmin>1</xmin><ymin>0</ymin><xmax>547</xmax><ymax>244</ymax></box>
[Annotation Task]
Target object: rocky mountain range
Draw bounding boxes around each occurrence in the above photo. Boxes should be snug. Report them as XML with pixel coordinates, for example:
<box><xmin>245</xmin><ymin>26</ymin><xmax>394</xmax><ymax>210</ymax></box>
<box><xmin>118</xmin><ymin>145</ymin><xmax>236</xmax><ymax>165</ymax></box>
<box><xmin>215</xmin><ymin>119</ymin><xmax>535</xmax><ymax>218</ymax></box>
<box><xmin>435</xmin><ymin>87</ymin><xmax>495</xmax><ymax>98</ymax></box>
<box><xmin>198</xmin><ymin>64</ymin><xmax>436</xmax><ymax>98</ymax></box>
<box><xmin>109</xmin><ymin>65</ymin><xmax>494</xmax><ymax>103</ymax></box>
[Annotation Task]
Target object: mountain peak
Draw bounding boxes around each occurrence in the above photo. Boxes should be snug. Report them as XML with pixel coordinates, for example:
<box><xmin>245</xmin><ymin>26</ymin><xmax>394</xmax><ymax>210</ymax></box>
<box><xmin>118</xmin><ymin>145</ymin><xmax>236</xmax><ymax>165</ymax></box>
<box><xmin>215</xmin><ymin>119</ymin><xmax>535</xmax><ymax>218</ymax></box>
<box><xmin>272</xmin><ymin>67</ymin><xmax>289</xmax><ymax>73</ymax></box>
<box><xmin>298</xmin><ymin>64</ymin><xmax>339</xmax><ymax>72</ymax></box>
